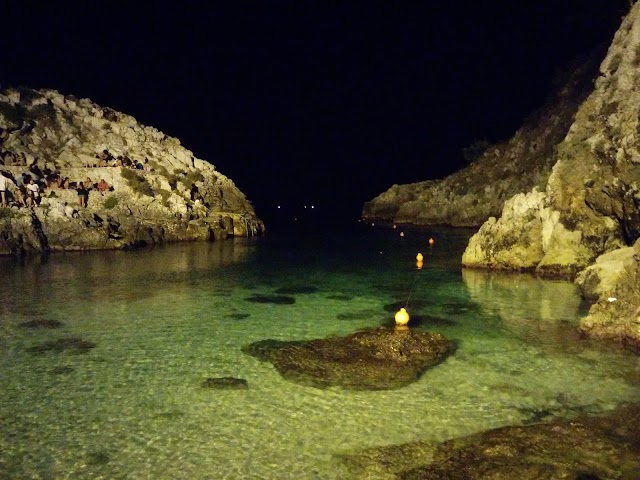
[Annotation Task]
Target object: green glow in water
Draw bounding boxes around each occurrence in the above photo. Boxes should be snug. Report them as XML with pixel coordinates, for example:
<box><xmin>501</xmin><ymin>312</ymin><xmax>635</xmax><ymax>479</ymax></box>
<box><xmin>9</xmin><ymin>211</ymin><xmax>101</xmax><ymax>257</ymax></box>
<box><xmin>1</xmin><ymin>228</ymin><xmax>638</xmax><ymax>478</ymax></box>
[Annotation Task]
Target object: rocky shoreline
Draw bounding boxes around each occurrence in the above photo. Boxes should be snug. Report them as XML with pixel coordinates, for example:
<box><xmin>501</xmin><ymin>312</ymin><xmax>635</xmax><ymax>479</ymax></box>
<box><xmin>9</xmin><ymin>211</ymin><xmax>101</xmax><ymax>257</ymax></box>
<box><xmin>363</xmin><ymin>4</ymin><xmax>640</xmax><ymax>350</ymax></box>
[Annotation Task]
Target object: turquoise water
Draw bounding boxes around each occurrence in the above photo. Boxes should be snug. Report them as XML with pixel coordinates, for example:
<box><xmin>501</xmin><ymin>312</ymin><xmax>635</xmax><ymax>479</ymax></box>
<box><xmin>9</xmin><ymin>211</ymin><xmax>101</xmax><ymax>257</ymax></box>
<box><xmin>1</xmin><ymin>226</ymin><xmax>639</xmax><ymax>479</ymax></box>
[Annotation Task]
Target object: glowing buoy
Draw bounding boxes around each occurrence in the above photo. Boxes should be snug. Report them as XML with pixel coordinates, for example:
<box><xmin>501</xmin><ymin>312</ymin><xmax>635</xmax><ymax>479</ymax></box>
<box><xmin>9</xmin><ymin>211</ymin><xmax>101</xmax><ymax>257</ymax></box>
<box><xmin>416</xmin><ymin>253</ymin><xmax>423</xmax><ymax>262</ymax></box>
<box><xmin>400</xmin><ymin>232</ymin><xmax>405</xmax><ymax>237</ymax></box>
<box><xmin>393</xmin><ymin>224</ymin><xmax>397</xmax><ymax>229</ymax></box>
<box><xmin>428</xmin><ymin>237</ymin><xmax>435</xmax><ymax>246</ymax></box>
<box><xmin>416</xmin><ymin>260</ymin><xmax>423</xmax><ymax>270</ymax></box>
<box><xmin>395</xmin><ymin>307</ymin><xmax>410</xmax><ymax>326</ymax></box>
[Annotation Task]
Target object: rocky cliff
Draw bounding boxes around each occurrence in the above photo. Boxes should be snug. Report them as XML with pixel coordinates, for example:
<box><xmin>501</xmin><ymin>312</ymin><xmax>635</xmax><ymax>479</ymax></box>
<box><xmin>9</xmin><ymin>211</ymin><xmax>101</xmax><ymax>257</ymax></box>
<box><xmin>0</xmin><ymin>87</ymin><xmax>264</xmax><ymax>254</ymax></box>
<box><xmin>462</xmin><ymin>9</ymin><xmax>640</xmax><ymax>276</ymax></box>
<box><xmin>462</xmin><ymin>4</ymin><xmax>640</xmax><ymax>347</ymax></box>
<box><xmin>361</xmin><ymin>51</ymin><xmax>602</xmax><ymax>227</ymax></box>
<box><xmin>362</xmin><ymin>5</ymin><xmax>640</xmax><ymax>348</ymax></box>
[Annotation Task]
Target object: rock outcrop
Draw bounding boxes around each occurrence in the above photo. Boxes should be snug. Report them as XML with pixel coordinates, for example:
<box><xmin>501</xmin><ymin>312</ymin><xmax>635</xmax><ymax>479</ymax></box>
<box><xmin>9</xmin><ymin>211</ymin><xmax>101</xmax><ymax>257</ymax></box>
<box><xmin>576</xmin><ymin>239</ymin><xmax>640</xmax><ymax>349</ymax></box>
<box><xmin>242</xmin><ymin>327</ymin><xmax>456</xmax><ymax>390</ymax></box>
<box><xmin>361</xmin><ymin>51</ymin><xmax>602</xmax><ymax>227</ymax></box>
<box><xmin>461</xmin><ymin>4</ymin><xmax>640</xmax><ymax>346</ymax></box>
<box><xmin>361</xmin><ymin>5</ymin><xmax>640</xmax><ymax>348</ymax></box>
<box><xmin>0</xmin><ymin>87</ymin><xmax>264</xmax><ymax>254</ymax></box>
<box><xmin>342</xmin><ymin>403</ymin><xmax>640</xmax><ymax>479</ymax></box>
<box><xmin>462</xmin><ymin>5</ymin><xmax>640</xmax><ymax>276</ymax></box>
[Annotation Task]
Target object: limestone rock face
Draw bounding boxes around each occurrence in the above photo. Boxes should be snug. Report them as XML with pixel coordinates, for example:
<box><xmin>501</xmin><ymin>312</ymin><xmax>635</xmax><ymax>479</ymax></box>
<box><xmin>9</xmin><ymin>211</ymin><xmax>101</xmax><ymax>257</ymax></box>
<box><xmin>576</xmin><ymin>239</ymin><xmax>640</xmax><ymax>350</ymax></box>
<box><xmin>0</xmin><ymin>87</ymin><xmax>264</xmax><ymax>254</ymax></box>
<box><xmin>362</xmin><ymin>51</ymin><xmax>601</xmax><ymax>227</ymax></box>
<box><xmin>463</xmin><ymin>4</ymin><xmax>640</xmax><ymax>277</ymax></box>
<box><xmin>461</xmin><ymin>189</ymin><xmax>546</xmax><ymax>271</ymax></box>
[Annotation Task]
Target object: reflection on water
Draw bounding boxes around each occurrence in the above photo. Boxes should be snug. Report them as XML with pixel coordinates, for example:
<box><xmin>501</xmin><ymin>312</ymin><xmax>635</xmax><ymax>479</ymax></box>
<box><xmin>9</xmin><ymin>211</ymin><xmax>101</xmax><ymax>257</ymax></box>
<box><xmin>1</xmin><ymin>229</ymin><xmax>639</xmax><ymax>479</ymax></box>
<box><xmin>462</xmin><ymin>268</ymin><xmax>585</xmax><ymax>322</ymax></box>
<box><xmin>461</xmin><ymin>269</ymin><xmax>595</xmax><ymax>353</ymax></box>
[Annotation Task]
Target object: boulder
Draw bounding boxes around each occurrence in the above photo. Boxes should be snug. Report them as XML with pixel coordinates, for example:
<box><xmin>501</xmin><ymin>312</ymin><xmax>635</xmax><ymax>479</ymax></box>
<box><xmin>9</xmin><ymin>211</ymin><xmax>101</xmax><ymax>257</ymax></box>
<box><xmin>577</xmin><ymin>239</ymin><xmax>640</xmax><ymax>350</ymax></box>
<box><xmin>242</xmin><ymin>327</ymin><xmax>455</xmax><ymax>390</ymax></box>
<box><xmin>461</xmin><ymin>189</ymin><xmax>546</xmax><ymax>272</ymax></box>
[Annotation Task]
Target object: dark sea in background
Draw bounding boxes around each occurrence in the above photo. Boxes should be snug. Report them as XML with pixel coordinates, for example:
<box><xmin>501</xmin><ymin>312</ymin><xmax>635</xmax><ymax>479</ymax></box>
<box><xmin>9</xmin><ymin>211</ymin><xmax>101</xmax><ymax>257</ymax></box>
<box><xmin>1</xmin><ymin>223</ymin><xmax>639</xmax><ymax>479</ymax></box>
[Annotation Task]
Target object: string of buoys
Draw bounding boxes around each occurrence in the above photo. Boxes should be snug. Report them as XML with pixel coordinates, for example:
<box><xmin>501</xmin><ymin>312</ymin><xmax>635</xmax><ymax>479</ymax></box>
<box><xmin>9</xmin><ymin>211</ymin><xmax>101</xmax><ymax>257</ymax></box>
<box><xmin>394</xmin><ymin>237</ymin><xmax>436</xmax><ymax>327</ymax></box>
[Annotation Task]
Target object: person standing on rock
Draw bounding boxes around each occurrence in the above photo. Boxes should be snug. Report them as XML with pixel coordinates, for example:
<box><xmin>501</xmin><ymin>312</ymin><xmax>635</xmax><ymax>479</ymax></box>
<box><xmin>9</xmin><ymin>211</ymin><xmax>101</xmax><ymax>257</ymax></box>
<box><xmin>25</xmin><ymin>178</ymin><xmax>40</xmax><ymax>207</ymax></box>
<box><xmin>76</xmin><ymin>182</ymin><xmax>89</xmax><ymax>207</ymax></box>
<box><xmin>0</xmin><ymin>171</ymin><xmax>8</xmax><ymax>207</ymax></box>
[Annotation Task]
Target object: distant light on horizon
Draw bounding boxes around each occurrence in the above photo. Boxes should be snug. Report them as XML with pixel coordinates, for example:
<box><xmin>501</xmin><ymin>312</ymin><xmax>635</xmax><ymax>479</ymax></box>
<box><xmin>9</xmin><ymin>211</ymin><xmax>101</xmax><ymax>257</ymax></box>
<box><xmin>274</xmin><ymin>204</ymin><xmax>317</xmax><ymax>211</ymax></box>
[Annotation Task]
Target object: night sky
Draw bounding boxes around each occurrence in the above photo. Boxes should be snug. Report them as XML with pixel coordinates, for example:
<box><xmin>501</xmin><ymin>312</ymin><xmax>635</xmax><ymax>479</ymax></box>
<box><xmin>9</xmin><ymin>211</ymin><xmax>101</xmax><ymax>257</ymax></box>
<box><xmin>1</xmin><ymin>2</ymin><xmax>629</xmax><ymax>225</ymax></box>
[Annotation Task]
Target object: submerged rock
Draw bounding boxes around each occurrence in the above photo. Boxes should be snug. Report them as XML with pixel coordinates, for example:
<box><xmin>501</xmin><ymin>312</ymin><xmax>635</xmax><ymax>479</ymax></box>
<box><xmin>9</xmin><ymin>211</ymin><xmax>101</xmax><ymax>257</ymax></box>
<box><xmin>49</xmin><ymin>365</ymin><xmax>75</xmax><ymax>375</ymax></box>
<box><xmin>274</xmin><ymin>285</ymin><xmax>318</xmax><ymax>294</ymax></box>
<box><xmin>26</xmin><ymin>337</ymin><xmax>96</xmax><ymax>355</ymax></box>
<box><xmin>244</xmin><ymin>294</ymin><xmax>296</xmax><ymax>305</ymax></box>
<box><xmin>325</xmin><ymin>294</ymin><xmax>353</xmax><ymax>301</ymax></box>
<box><xmin>242</xmin><ymin>327</ymin><xmax>455</xmax><ymax>390</ymax></box>
<box><xmin>86</xmin><ymin>450</ymin><xmax>111</xmax><ymax>466</ymax></box>
<box><xmin>19</xmin><ymin>319</ymin><xmax>64</xmax><ymax>329</ymax></box>
<box><xmin>201</xmin><ymin>377</ymin><xmax>249</xmax><ymax>390</ymax></box>
<box><xmin>341</xmin><ymin>404</ymin><xmax>640</xmax><ymax>479</ymax></box>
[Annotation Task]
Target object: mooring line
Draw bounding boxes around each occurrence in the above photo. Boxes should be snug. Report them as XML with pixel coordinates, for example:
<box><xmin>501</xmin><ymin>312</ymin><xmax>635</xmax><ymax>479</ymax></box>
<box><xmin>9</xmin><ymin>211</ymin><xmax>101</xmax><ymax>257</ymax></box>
<box><xmin>404</xmin><ymin>267</ymin><xmax>421</xmax><ymax>309</ymax></box>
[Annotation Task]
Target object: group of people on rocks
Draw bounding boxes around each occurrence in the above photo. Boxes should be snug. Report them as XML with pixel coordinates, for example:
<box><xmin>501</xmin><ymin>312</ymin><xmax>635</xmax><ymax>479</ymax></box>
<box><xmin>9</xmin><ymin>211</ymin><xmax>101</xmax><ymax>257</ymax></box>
<box><xmin>0</xmin><ymin>169</ymin><xmax>112</xmax><ymax>210</ymax></box>
<box><xmin>0</xmin><ymin>171</ymin><xmax>43</xmax><ymax>208</ymax></box>
<box><xmin>60</xmin><ymin>176</ymin><xmax>112</xmax><ymax>208</ymax></box>
<box><xmin>0</xmin><ymin>150</ymin><xmax>29</xmax><ymax>166</ymax></box>
<box><xmin>94</xmin><ymin>149</ymin><xmax>149</xmax><ymax>170</ymax></box>
<box><xmin>0</xmin><ymin>143</ymin><xmax>155</xmax><ymax>211</ymax></box>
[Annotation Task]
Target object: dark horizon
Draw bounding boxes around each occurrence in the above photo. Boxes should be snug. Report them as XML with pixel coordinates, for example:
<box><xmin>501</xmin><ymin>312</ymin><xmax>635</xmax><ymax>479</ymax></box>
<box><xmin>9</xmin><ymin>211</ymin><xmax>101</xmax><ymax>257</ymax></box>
<box><xmin>1</xmin><ymin>2</ymin><xmax>629</xmax><ymax>225</ymax></box>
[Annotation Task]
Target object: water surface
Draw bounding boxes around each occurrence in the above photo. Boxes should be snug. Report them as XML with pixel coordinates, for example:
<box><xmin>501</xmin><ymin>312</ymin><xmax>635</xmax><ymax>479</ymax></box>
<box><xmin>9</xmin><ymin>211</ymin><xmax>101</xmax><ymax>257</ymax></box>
<box><xmin>1</xmin><ymin>226</ymin><xmax>639</xmax><ymax>479</ymax></box>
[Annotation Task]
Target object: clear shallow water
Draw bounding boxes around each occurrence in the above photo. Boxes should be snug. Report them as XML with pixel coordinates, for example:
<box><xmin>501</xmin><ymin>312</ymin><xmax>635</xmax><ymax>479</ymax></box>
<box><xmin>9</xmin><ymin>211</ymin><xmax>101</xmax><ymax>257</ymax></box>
<box><xmin>1</xmin><ymin>225</ymin><xmax>639</xmax><ymax>479</ymax></box>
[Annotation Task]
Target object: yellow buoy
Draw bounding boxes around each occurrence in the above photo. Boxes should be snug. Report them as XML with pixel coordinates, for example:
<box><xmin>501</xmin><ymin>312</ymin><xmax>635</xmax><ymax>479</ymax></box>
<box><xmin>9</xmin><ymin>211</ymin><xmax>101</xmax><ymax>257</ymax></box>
<box><xmin>428</xmin><ymin>237</ymin><xmax>434</xmax><ymax>246</ymax></box>
<box><xmin>416</xmin><ymin>253</ymin><xmax>423</xmax><ymax>262</ymax></box>
<box><xmin>416</xmin><ymin>260</ymin><xmax>423</xmax><ymax>270</ymax></box>
<box><xmin>394</xmin><ymin>307</ymin><xmax>410</xmax><ymax>326</ymax></box>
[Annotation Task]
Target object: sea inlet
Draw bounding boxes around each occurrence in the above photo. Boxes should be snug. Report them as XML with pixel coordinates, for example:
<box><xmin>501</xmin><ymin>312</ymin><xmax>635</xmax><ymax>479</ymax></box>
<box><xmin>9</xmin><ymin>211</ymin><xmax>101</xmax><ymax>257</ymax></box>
<box><xmin>1</xmin><ymin>225</ymin><xmax>639</xmax><ymax>478</ymax></box>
